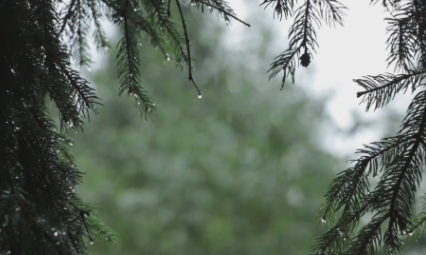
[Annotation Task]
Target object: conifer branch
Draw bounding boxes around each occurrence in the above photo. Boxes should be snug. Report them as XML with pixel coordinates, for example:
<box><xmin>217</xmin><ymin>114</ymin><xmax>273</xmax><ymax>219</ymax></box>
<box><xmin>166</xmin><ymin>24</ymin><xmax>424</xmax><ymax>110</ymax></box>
<box><xmin>355</xmin><ymin>70</ymin><xmax>426</xmax><ymax>111</ymax></box>
<box><xmin>409</xmin><ymin>195</ymin><xmax>426</xmax><ymax>237</ymax></box>
<box><xmin>134</xmin><ymin>11</ymin><xmax>170</xmax><ymax>60</ymax></box>
<box><xmin>59</xmin><ymin>0</ymin><xmax>77</xmax><ymax>35</ymax></box>
<box><xmin>268</xmin><ymin>48</ymin><xmax>299</xmax><ymax>89</ymax></box>
<box><xmin>143</xmin><ymin>0</ymin><xmax>189</xmax><ymax>64</ymax></box>
<box><xmin>260</xmin><ymin>0</ymin><xmax>295</xmax><ymax>20</ymax></box>
<box><xmin>167</xmin><ymin>0</ymin><xmax>172</xmax><ymax>16</ymax></box>
<box><xmin>192</xmin><ymin>0</ymin><xmax>251</xmax><ymax>27</ymax></box>
<box><xmin>267</xmin><ymin>0</ymin><xmax>322</xmax><ymax>87</ymax></box>
<box><xmin>318</xmin><ymin>0</ymin><xmax>346</xmax><ymax>27</ymax></box>
<box><xmin>318</xmin><ymin>136</ymin><xmax>410</xmax><ymax>224</ymax></box>
<box><xmin>88</xmin><ymin>0</ymin><xmax>110</xmax><ymax>51</ymax></box>
<box><xmin>385</xmin><ymin>15</ymin><xmax>415</xmax><ymax>72</ymax></box>
<box><xmin>175</xmin><ymin>0</ymin><xmax>202</xmax><ymax>97</ymax></box>
<box><xmin>116</xmin><ymin>0</ymin><xmax>156</xmax><ymax>116</ymax></box>
<box><xmin>266</xmin><ymin>0</ymin><xmax>345</xmax><ymax>88</ymax></box>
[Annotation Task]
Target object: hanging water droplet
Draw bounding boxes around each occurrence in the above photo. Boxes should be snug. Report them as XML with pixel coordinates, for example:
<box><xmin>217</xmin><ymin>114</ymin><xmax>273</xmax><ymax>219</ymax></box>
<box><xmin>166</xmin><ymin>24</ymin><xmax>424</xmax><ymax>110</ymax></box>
<box><xmin>198</xmin><ymin>94</ymin><xmax>202</xmax><ymax>99</ymax></box>
<box><xmin>87</xmin><ymin>67</ymin><xmax>92</xmax><ymax>72</ymax></box>
<box><xmin>138</xmin><ymin>42</ymin><xmax>143</xmax><ymax>47</ymax></box>
<box><xmin>69</xmin><ymin>142</ymin><xmax>73</xmax><ymax>147</ymax></box>
<box><xmin>72</xmin><ymin>188</ymin><xmax>76</xmax><ymax>192</ymax></box>
<box><xmin>54</xmin><ymin>231</ymin><xmax>58</xmax><ymax>237</ymax></box>
<box><xmin>90</xmin><ymin>241</ymin><xmax>94</xmax><ymax>245</ymax></box>
<box><xmin>321</xmin><ymin>217</ymin><xmax>326</xmax><ymax>223</ymax></box>
<box><xmin>133</xmin><ymin>8</ymin><xmax>137</xmax><ymax>12</ymax></box>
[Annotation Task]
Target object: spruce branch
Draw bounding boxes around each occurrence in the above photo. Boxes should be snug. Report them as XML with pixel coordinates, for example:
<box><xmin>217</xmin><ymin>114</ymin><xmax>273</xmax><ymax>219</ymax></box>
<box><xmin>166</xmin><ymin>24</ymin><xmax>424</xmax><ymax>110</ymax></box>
<box><xmin>409</xmin><ymin>195</ymin><xmax>426</xmax><ymax>238</ymax></box>
<box><xmin>312</xmin><ymin>201</ymin><xmax>372</xmax><ymax>254</ymax></box>
<box><xmin>142</xmin><ymin>0</ymin><xmax>189</xmax><ymax>66</ymax></box>
<box><xmin>266</xmin><ymin>0</ymin><xmax>345</xmax><ymax>88</ymax></box>
<box><xmin>191</xmin><ymin>0</ymin><xmax>251</xmax><ymax>27</ymax></box>
<box><xmin>370</xmin><ymin>0</ymin><xmax>401</xmax><ymax>12</ymax></box>
<box><xmin>59</xmin><ymin>0</ymin><xmax>77</xmax><ymax>35</ymax></box>
<box><xmin>267</xmin><ymin>0</ymin><xmax>322</xmax><ymax>88</ymax></box>
<box><xmin>348</xmin><ymin>214</ymin><xmax>386</xmax><ymax>255</ymax></box>
<box><xmin>355</xmin><ymin>70</ymin><xmax>426</xmax><ymax>111</ymax></box>
<box><xmin>167</xmin><ymin>0</ymin><xmax>172</xmax><ymax>16</ymax></box>
<box><xmin>267</xmin><ymin>47</ymin><xmax>299</xmax><ymax>90</ymax></box>
<box><xmin>318</xmin><ymin>0</ymin><xmax>346</xmax><ymax>27</ymax></box>
<box><xmin>385</xmin><ymin>15</ymin><xmax>416</xmax><ymax>72</ymax></box>
<box><xmin>134</xmin><ymin>10</ymin><xmax>170</xmax><ymax>61</ymax></box>
<box><xmin>260</xmin><ymin>0</ymin><xmax>295</xmax><ymax>20</ymax></box>
<box><xmin>318</xmin><ymin>135</ymin><xmax>410</xmax><ymax>226</ymax></box>
<box><xmin>88</xmin><ymin>0</ymin><xmax>110</xmax><ymax>51</ymax></box>
<box><xmin>175</xmin><ymin>0</ymin><xmax>202</xmax><ymax>97</ymax></box>
<box><xmin>115</xmin><ymin>0</ymin><xmax>156</xmax><ymax>117</ymax></box>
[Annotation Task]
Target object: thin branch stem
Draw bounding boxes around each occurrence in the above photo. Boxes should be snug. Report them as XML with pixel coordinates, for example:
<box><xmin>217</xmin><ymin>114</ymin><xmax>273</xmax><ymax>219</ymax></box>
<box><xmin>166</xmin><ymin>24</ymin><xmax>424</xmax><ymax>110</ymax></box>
<box><xmin>175</xmin><ymin>0</ymin><xmax>202</xmax><ymax>97</ymax></box>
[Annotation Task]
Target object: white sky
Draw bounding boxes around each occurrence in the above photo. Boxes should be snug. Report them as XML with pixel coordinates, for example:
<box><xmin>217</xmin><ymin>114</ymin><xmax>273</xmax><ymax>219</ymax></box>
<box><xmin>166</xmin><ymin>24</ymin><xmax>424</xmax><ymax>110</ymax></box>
<box><xmin>223</xmin><ymin>0</ymin><xmax>414</xmax><ymax>159</ymax></box>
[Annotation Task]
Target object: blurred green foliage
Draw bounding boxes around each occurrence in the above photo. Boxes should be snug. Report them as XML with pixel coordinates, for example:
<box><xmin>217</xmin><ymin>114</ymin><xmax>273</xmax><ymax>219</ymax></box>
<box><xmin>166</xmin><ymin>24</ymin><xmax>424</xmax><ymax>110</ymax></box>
<box><xmin>68</xmin><ymin>9</ymin><xmax>343</xmax><ymax>255</ymax></box>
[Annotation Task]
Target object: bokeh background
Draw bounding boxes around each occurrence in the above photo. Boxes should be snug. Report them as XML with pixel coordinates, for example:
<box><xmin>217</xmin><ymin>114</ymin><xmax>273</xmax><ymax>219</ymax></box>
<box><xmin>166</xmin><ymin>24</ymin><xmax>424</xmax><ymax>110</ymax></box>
<box><xmin>55</xmin><ymin>1</ymin><xmax>426</xmax><ymax>254</ymax></box>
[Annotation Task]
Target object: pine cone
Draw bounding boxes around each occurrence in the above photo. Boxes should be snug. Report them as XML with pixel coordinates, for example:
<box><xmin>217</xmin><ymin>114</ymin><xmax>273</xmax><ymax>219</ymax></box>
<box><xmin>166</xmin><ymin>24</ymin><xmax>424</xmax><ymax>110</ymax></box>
<box><xmin>300</xmin><ymin>53</ymin><xmax>311</xmax><ymax>67</ymax></box>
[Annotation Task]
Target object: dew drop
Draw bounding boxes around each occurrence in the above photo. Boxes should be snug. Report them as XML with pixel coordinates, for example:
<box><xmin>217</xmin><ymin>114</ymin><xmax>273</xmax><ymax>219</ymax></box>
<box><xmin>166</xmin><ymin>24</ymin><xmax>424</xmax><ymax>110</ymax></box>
<box><xmin>321</xmin><ymin>217</ymin><xmax>326</xmax><ymax>223</ymax></box>
<box><xmin>54</xmin><ymin>231</ymin><xmax>58</xmax><ymax>237</ymax></box>
<box><xmin>90</xmin><ymin>241</ymin><xmax>94</xmax><ymax>245</ymax></box>
<box><xmin>198</xmin><ymin>94</ymin><xmax>202</xmax><ymax>99</ymax></box>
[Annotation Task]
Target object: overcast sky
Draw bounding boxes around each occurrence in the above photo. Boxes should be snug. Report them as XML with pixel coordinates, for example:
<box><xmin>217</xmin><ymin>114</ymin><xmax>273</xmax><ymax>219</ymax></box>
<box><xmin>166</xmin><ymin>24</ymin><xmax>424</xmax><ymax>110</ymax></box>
<box><xmin>224</xmin><ymin>0</ymin><xmax>414</xmax><ymax>158</ymax></box>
